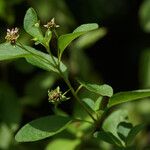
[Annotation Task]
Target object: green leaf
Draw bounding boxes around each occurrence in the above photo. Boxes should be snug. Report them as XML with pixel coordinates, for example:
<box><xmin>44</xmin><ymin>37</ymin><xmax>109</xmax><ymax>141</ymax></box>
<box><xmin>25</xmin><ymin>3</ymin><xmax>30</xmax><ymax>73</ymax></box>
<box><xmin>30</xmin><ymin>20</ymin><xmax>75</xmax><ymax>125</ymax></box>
<box><xmin>82</xmin><ymin>98</ymin><xmax>95</xmax><ymax>111</ymax></box>
<box><xmin>139</xmin><ymin>0</ymin><xmax>150</xmax><ymax>33</ymax></box>
<box><xmin>126</xmin><ymin>124</ymin><xmax>145</xmax><ymax>146</ymax></box>
<box><xmin>108</xmin><ymin>89</ymin><xmax>150</xmax><ymax>107</ymax></box>
<box><xmin>0</xmin><ymin>43</ymin><xmax>67</xmax><ymax>74</ymax></box>
<box><xmin>45</xmin><ymin>139</ymin><xmax>80</xmax><ymax>150</ymax></box>
<box><xmin>0</xmin><ymin>43</ymin><xmax>29</xmax><ymax>60</ymax></box>
<box><xmin>73</xmin><ymin>23</ymin><xmax>99</xmax><ymax>33</ymax></box>
<box><xmin>103</xmin><ymin>109</ymin><xmax>128</xmax><ymax>138</ymax></box>
<box><xmin>58</xmin><ymin>23</ymin><xmax>99</xmax><ymax>58</ymax></box>
<box><xmin>78</xmin><ymin>80</ymin><xmax>113</xmax><ymax>97</ymax></box>
<box><xmin>94</xmin><ymin>131</ymin><xmax>123</xmax><ymax>146</ymax></box>
<box><xmin>117</xmin><ymin>122</ymin><xmax>133</xmax><ymax>143</ymax></box>
<box><xmin>94</xmin><ymin>96</ymin><xmax>103</xmax><ymax>111</ymax></box>
<box><xmin>15</xmin><ymin>115</ymin><xmax>72</xmax><ymax>142</ymax></box>
<box><xmin>44</xmin><ymin>29</ymin><xmax>52</xmax><ymax>47</ymax></box>
<box><xmin>74</xmin><ymin>28</ymin><xmax>107</xmax><ymax>50</ymax></box>
<box><xmin>21</xmin><ymin>44</ymin><xmax>67</xmax><ymax>75</ymax></box>
<box><xmin>24</xmin><ymin>8</ymin><xmax>44</xmax><ymax>41</ymax></box>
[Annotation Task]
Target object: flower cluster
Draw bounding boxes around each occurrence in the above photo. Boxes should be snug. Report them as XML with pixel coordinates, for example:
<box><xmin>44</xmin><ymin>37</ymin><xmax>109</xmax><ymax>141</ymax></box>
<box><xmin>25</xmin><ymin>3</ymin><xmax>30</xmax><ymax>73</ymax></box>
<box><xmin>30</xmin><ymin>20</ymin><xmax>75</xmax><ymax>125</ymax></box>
<box><xmin>44</xmin><ymin>18</ymin><xmax>60</xmax><ymax>29</ymax></box>
<box><xmin>48</xmin><ymin>87</ymin><xmax>68</xmax><ymax>104</ymax></box>
<box><xmin>5</xmin><ymin>27</ymin><xmax>19</xmax><ymax>45</ymax></box>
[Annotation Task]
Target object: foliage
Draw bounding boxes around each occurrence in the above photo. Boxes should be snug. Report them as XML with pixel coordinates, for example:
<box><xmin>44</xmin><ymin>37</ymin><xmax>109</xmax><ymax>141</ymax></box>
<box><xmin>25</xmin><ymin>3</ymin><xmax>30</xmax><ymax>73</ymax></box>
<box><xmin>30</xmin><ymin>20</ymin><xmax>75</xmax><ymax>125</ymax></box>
<box><xmin>0</xmin><ymin>2</ymin><xmax>150</xmax><ymax>149</ymax></box>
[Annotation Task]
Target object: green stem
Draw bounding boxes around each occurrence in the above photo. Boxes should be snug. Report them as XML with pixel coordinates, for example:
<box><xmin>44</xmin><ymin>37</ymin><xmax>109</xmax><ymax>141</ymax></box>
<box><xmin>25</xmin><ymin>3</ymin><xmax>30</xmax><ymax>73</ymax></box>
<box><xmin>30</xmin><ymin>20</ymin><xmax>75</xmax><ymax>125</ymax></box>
<box><xmin>44</xmin><ymin>30</ymin><xmax>97</xmax><ymax>122</ymax></box>
<box><xmin>61</xmin><ymin>76</ymin><xmax>96</xmax><ymax>122</ymax></box>
<box><xmin>75</xmin><ymin>85</ymin><xmax>83</xmax><ymax>94</ymax></box>
<box><xmin>46</xmin><ymin>45</ymin><xmax>58</xmax><ymax>66</ymax></box>
<box><xmin>53</xmin><ymin>29</ymin><xmax>59</xmax><ymax>38</ymax></box>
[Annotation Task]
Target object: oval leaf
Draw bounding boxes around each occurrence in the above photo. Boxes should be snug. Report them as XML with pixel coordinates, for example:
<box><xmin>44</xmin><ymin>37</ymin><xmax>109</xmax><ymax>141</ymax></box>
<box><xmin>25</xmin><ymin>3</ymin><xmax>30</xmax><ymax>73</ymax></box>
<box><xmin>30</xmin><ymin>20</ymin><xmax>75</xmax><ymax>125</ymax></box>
<box><xmin>0</xmin><ymin>43</ymin><xmax>67</xmax><ymax>75</ymax></box>
<box><xmin>78</xmin><ymin>80</ymin><xmax>113</xmax><ymax>97</ymax></box>
<box><xmin>73</xmin><ymin>23</ymin><xmax>98</xmax><ymax>33</ymax></box>
<box><xmin>15</xmin><ymin>115</ymin><xmax>72</xmax><ymax>142</ymax></box>
<box><xmin>58</xmin><ymin>23</ymin><xmax>99</xmax><ymax>58</ymax></box>
<box><xmin>103</xmin><ymin>109</ymin><xmax>128</xmax><ymax>138</ymax></box>
<box><xmin>74</xmin><ymin>28</ymin><xmax>107</xmax><ymax>50</ymax></box>
<box><xmin>24</xmin><ymin>8</ymin><xmax>43</xmax><ymax>41</ymax></box>
<box><xmin>0</xmin><ymin>43</ymin><xmax>29</xmax><ymax>60</ymax></box>
<box><xmin>94</xmin><ymin>131</ymin><xmax>123</xmax><ymax>146</ymax></box>
<box><xmin>108</xmin><ymin>89</ymin><xmax>150</xmax><ymax>107</ymax></box>
<box><xmin>82</xmin><ymin>98</ymin><xmax>95</xmax><ymax>111</ymax></box>
<box><xmin>117</xmin><ymin>122</ymin><xmax>133</xmax><ymax>143</ymax></box>
<box><xmin>126</xmin><ymin>124</ymin><xmax>145</xmax><ymax>146</ymax></box>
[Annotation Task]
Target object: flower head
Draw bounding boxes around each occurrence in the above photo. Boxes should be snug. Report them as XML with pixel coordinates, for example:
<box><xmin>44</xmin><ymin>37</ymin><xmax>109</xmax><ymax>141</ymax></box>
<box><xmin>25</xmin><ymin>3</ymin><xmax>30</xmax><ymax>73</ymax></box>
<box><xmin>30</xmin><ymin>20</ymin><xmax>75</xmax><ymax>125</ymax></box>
<box><xmin>44</xmin><ymin>18</ymin><xmax>60</xmax><ymax>29</ymax></box>
<box><xmin>5</xmin><ymin>27</ymin><xmax>19</xmax><ymax>45</ymax></box>
<box><xmin>48</xmin><ymin>86</ymin><xmax>69</xmax><ymax>105</ymax></box>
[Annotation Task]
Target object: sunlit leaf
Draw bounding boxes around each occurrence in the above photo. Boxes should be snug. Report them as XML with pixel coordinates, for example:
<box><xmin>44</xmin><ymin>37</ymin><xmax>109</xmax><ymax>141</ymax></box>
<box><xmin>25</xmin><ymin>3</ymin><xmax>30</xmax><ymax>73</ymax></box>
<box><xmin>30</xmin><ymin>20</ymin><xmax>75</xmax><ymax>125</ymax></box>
<box><xmin>73</xmin><ymin>23</ymin><xmax>98</xmax><ymax>33</ymax></box>
<box><xmin>82</xmin><ymin>98</ymin><xmax>95</xmax><ymax>111</ymax></box>
<box><xmin>24</xmin><ymin>8</ymin><xmax>44</xmax><ymax>41</ymax></box>
<box><xmin>58</xmin><ymin>23</ymin><xmax>99</xmax><ymax>58</ymax></box>
<box><xmin>78</xmin><ymin>80</ymin><xmax>113</xmax><ymax>97</ymax></box>
<box><xmin>0</xmin><ymin>43</ymin><xmax>29</xmax><ymax>60</ymax></box>
<box><xmin>15</xmin><ymin>115</ymin><xmax>72</xmax><ymax>142</ymax></box>
<box><xmin>117</xmin><ymin>122</ymin><xmax>133</xmax><ymax>143</ymax></box>
<box><xmin>103</xmin><ymin>109</ymin><xmax>128</xmax><ymax>138</ymax></box>
<box><xmin>74</xmin><ymin>28</ymin><xmax>107</xmax><ymax>49</ymax></box>
<box><xmin>0</xmin><ymin>43</ymin><xmax>67</xmax><ymax>75</ymax></box>
<box><xmin>108</xmin><ymin>89</ymin><xmax>150</xmax><ymax>107</ymax></box>
<box><xmin>94</xmin><ymin>96</ymin><xmax>103</xmax><ymax>111</ymax></box>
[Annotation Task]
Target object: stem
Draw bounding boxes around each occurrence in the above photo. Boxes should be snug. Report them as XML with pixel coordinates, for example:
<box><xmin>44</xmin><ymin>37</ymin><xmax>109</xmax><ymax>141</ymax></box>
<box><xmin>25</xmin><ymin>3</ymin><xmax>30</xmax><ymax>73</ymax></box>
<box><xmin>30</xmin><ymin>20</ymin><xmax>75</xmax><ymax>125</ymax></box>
<box><xmin>94</xmin><ymin>107</ymin><xmax>111</xmax><ymax>131</ymax></box>
<box><xmin>44</xmin><ymin>30</ymin><xmax>97</xmax><ymax>122</ymax></box>
<box><xmin>75</xmin><ymin>85</ymin><xmax>83</xmax><ymax>94</ymax></box>
<box><xmin>61</xmin><ymin>76</ymin><xmax>97</xmax><ymax>122</ymax></box>
<box><xmin>46</xmin><ymin>47</ymin><xmax>96</xmax><ymax>122</ymax></box>
<box><xmin>53</xmin><ymin>29</ymin><xmax>59</xmax><ymax>38</ymax></box>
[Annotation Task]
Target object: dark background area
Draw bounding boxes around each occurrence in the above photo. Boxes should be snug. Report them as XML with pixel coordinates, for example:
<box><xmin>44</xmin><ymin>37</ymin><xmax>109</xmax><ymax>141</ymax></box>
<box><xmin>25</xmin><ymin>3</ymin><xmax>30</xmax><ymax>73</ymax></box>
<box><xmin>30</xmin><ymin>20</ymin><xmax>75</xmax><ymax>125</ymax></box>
<box><xmin>66</xmin><ymin>0</ymin><xmax>150</xmax><ymax>91</ymax></box>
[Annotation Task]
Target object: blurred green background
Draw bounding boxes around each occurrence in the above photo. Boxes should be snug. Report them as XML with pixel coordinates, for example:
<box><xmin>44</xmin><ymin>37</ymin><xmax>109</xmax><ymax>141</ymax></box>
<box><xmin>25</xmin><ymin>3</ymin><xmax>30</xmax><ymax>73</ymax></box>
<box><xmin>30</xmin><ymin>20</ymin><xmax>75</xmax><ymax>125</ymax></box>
<box><xmin>0</xmin><ymin>0</ymin><xmax>150</xmax><ymax>149</ymax></box>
